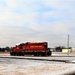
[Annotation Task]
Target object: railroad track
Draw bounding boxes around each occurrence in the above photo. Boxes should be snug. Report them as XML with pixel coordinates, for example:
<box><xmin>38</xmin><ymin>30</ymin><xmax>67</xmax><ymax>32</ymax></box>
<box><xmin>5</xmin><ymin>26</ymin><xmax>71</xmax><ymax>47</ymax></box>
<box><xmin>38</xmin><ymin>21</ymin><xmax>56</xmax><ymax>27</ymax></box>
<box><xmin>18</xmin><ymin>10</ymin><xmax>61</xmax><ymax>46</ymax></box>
<box><xmin>0</xmin><ymin>56</ymin><xmax>74</xmax><ymax>63</ymax></box>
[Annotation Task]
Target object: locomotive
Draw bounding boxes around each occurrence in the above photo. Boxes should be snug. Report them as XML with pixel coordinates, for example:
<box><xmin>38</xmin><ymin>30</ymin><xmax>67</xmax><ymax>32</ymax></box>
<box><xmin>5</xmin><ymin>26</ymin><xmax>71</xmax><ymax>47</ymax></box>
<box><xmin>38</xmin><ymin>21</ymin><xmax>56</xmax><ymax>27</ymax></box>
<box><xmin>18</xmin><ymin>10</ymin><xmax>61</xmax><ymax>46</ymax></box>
<box><xmin>10</xmin><ymin>42</ymin><xmax>52</xmax><ymax>56</ymax></box>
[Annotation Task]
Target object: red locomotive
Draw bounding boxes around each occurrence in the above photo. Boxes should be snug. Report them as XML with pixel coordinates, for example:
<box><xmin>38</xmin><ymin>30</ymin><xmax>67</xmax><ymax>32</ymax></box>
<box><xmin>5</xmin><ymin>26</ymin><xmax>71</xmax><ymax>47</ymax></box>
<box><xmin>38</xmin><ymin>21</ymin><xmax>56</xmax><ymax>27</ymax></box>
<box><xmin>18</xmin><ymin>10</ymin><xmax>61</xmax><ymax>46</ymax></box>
<box><xmin>10</xmin><ymin>42</ymin><xmax>52</xmax><ymax>56</ymax></box>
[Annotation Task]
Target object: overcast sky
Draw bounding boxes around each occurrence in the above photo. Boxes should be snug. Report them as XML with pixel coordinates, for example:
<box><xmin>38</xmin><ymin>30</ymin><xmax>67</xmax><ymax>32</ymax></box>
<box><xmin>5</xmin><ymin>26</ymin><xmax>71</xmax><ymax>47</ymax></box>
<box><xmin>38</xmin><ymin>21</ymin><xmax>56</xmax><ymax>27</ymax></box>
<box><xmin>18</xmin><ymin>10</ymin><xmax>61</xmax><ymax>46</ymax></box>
<box><xmin>0</xmin><ymin>0</ymin><xmax>75</xmax><ymax>47</ymax></box>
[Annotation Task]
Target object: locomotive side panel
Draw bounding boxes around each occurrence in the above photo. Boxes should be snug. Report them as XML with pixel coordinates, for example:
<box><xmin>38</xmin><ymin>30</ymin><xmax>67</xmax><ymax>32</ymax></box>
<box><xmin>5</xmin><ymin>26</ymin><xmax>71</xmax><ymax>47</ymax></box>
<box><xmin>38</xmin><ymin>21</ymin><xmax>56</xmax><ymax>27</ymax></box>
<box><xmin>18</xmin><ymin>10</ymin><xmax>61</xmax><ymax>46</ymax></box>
<box><xmin>23</xmin><ymin>42</ymin><xmax>47</xmax><ymax>52</ymax></box>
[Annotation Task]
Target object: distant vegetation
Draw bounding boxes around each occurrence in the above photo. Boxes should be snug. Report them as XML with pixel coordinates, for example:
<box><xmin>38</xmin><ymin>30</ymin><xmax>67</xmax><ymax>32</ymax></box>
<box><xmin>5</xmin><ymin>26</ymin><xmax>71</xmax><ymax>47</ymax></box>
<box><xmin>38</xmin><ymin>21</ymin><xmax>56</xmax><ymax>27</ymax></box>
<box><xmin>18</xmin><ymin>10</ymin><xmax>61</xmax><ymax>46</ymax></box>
<box><xmin>55</xmin><ymin>46</ymin><xmax>66</xmax><ymax>52</ymax></box>
<box><xmin>54</xmin><ymin>46</ymin><xmax>71</xmax><ymax>52</ymax></box>
<box><xmin>0</xmin><ymin>46</ymin><xmax>11</xmax><ymax>52</ymax></box>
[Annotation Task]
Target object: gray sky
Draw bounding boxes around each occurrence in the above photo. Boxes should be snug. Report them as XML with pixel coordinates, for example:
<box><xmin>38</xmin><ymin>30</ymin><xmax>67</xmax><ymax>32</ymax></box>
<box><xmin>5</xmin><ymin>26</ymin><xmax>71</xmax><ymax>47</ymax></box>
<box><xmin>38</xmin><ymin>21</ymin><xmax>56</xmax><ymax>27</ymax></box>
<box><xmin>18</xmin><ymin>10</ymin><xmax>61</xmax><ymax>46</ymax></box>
<box><xmin>0</xmin><ymin>0</ymin><xmax>75</xmax><ymax>47</ymax></box>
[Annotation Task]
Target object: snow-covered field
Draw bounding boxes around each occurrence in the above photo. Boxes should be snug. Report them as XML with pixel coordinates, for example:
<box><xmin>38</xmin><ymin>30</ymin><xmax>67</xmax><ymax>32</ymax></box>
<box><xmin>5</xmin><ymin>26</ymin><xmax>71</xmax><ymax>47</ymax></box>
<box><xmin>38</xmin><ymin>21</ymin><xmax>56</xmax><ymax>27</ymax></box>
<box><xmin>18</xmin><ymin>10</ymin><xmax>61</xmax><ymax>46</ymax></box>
<box><xmin>0</xmin><ymin>52</ymin><xmax>75</xmax><ymax>75</ymax></box>
<box><xmin>0</xmin><ymin>58</ymin><xmax>75</xmax><ymax>75</ymax></box>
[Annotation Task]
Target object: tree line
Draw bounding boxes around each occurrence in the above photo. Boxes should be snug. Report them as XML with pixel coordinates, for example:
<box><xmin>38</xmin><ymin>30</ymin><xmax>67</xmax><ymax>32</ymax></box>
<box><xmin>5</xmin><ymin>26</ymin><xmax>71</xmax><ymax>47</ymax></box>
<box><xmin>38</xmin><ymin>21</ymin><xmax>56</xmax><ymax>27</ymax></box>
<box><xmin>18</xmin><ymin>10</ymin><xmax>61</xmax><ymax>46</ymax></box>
<box><xmin>54</xmin><ymin>46</ymin><xmax>71</xmax><ymax>52</ymax></box>
<box><xmin>0</xmin><ymin>46</ymin><xmax>11</xmax><ymax>52</ymax></box>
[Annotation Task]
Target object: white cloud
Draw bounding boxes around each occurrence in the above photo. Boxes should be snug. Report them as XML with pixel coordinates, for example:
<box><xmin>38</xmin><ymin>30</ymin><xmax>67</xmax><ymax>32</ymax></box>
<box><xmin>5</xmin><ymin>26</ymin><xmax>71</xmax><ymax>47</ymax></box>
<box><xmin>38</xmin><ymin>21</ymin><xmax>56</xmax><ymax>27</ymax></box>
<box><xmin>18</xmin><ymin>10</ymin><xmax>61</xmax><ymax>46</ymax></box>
<box><xmin>6</xmin><ymin>0</ymin><xmax>16</xmax><ymax>8</ymax></box>
<box><xmin>0</xmin><ymin>0</ymin><xmax>75</xmax><ymax>47</ymax></box>
<box><xmin>43</xmin><ymin>0</ymin><xmax>75</xmax><ymax>9</ymax></box>
<box><xmin>50</xmin><ymin>22</ymin><xmax>70</xmax><ymax>34</ymax></box>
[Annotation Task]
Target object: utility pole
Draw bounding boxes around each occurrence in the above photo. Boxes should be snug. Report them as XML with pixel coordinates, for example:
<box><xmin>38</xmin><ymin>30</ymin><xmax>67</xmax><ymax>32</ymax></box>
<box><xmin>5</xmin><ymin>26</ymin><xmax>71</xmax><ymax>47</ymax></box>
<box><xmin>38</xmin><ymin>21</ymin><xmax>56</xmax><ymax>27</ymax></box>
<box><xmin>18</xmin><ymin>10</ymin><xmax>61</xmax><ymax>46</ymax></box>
<box><xmin>68</xmin><ymin>34</ymin><xmax>69</xmax><ymax>55</ymax></box>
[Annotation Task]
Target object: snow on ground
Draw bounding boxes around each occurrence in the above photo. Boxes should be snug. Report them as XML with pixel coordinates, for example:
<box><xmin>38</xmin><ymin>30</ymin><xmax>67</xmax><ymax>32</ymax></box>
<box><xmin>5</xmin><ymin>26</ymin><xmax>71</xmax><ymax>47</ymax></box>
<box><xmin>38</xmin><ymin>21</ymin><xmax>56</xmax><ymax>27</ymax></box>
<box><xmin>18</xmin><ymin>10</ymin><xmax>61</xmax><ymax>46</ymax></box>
<box><xmin>0</xmin><ymin>52</ymin><xmax>75</xmax><ymax>75</ymax></box>
<box><xmin>0</xmin><ymin>58</ymin><xmax>75</xmax><ymax>75</ymax></box>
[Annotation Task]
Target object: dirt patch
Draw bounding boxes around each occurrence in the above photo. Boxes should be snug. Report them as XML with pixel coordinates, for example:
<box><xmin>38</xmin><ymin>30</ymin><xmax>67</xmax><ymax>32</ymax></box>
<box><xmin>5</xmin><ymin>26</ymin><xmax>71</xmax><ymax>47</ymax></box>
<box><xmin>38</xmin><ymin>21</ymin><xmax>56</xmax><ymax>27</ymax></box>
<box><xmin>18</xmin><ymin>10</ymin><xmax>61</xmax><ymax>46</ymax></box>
<box><xmin>0</xmin><ymin>52</ymin><xmax>9</xmax><ymax>54</ymax></box>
